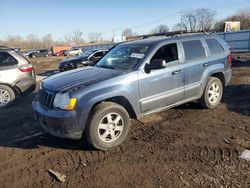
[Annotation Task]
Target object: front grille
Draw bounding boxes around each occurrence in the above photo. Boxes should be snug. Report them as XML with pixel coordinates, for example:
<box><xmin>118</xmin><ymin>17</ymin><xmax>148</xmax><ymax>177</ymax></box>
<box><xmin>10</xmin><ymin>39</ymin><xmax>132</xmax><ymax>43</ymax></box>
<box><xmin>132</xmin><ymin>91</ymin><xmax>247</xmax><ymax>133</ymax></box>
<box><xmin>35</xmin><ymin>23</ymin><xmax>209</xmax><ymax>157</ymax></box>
<box><xmin>38</xmin><ymin>89</ymin><xmax>55</xmax><ymax>109</ymax></box>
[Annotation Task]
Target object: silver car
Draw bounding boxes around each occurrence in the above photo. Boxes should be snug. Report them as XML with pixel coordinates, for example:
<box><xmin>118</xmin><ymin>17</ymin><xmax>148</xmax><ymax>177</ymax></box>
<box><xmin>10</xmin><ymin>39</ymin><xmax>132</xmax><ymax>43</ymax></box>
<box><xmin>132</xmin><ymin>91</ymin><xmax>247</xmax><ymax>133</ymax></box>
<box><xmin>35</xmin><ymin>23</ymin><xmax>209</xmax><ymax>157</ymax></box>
<box><xmin>0</xmin><ymin>47</ymin><xmax>36</xmax><ymax>109</ymax></box>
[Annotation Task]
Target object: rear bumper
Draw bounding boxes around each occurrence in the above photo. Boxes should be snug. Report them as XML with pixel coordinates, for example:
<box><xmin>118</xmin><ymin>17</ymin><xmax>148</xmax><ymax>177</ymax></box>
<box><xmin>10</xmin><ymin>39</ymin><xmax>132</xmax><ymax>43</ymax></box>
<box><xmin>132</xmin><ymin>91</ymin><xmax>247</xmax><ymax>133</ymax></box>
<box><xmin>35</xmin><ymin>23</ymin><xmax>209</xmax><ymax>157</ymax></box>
<box><xmin>15</xmin><ymin>77</ymin><xmax>36</xmax><ymax>95</ymax></box>
<box><xmin>32</xmin><ymin>100</ymin><xmax>82</xmax><ymax>139</ymax></box>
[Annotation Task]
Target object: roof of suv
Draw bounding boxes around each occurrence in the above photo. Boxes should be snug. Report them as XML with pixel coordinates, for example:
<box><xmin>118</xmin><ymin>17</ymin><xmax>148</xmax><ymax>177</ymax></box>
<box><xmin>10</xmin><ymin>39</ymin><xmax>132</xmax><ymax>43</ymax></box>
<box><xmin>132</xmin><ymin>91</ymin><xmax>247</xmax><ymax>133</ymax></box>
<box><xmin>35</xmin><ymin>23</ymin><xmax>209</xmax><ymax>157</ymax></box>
<box><xmin>121</xmin><ymin>33</ymin><xmax>218</xmax><ymax>46</ymax></box>
<box><xmin>0</xmin><ymin>46</ymin><xmax>20</xmax><ymax>52</ymax></box>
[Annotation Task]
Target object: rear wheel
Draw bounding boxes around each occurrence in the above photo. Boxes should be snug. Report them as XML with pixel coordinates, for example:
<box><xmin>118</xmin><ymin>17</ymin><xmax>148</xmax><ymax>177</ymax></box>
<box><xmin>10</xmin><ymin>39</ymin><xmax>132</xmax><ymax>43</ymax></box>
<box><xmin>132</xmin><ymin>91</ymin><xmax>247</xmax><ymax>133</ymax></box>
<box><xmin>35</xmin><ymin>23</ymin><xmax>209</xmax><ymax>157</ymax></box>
<box><xmin>85</xmin><ymin>102</ymin><xmax>130</xmax><ymax>150</ymax></box>
<box><xmin>0</xmin><ymin>85</ymin><xmax>15</xmax><ymax>109</ymax></box>
<box><xmin>198</xmin><ymin>77</ymin><xmax>223</xmax><ymax>109</ymax></box>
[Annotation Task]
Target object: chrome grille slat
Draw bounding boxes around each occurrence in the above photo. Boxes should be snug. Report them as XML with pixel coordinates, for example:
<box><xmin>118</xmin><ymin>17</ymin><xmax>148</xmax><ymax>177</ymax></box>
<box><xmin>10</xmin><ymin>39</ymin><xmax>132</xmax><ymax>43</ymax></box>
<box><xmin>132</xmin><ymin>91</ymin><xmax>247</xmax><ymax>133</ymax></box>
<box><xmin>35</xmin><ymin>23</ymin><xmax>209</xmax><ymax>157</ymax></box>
<box><xmin>38</xmin><ymin>89</ymin><xmax>55</xmax><ymax>109</ymax></box>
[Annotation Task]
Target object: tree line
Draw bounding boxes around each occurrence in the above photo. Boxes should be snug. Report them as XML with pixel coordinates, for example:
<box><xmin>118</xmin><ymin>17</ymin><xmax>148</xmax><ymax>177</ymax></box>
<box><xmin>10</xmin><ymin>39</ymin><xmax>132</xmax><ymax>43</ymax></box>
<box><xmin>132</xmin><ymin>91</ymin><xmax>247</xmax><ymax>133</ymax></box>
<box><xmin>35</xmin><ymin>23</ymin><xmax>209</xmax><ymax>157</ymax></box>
<box><xmin>0</xmin><ymin>29</ymin><xmax>105</xmax><ymax>49</ymax></box>
<box><xmin>122</xmin><ymin>9</ymin><xmax>250</xmax><ymax>36</ymax></box>
<box><xmin>1</xmin><ymin>8</ymin><xmax>250</xmax><ymax>49</ymax></box>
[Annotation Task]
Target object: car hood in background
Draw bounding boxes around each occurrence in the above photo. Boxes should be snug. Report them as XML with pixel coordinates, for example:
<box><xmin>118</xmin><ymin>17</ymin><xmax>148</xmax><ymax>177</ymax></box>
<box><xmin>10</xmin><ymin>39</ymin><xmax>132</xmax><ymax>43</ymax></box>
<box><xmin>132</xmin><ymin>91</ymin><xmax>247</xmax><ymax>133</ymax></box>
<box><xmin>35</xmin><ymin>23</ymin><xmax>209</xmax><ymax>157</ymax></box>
<box><xmin>60</xmin><ymin>56</ymin><xmax>89</xmax><ymax>65</ymax></box>
<box><xmin>42</xmin><ymin>66</ymin><xmax>124</xmax><ymax>91</ymax></box>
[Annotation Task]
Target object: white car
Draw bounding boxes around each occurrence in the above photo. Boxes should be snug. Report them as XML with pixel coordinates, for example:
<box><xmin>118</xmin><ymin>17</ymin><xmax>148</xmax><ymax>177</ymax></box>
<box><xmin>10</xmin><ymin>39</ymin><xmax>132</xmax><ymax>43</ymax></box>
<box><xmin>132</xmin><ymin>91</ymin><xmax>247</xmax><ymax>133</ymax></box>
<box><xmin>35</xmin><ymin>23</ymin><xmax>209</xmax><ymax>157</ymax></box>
<box><xmin>64</xmin><ymin>48</ymin><xmax>82</xmax><ymax>56</ymax></box>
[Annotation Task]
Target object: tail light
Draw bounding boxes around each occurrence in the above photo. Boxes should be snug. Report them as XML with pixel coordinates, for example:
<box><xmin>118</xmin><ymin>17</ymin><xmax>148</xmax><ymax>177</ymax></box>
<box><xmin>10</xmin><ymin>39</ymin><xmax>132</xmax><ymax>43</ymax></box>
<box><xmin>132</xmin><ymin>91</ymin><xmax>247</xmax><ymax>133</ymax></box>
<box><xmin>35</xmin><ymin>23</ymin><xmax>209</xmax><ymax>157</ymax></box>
<box><xmin>19</xmin><ymin>64</ymin><xmax>33</xmax><ymax>72</ymax></box>
<box><xmin>227</xmin><ymin>54</ymin><xmax>232</xmax><ymax>67</ymax></box>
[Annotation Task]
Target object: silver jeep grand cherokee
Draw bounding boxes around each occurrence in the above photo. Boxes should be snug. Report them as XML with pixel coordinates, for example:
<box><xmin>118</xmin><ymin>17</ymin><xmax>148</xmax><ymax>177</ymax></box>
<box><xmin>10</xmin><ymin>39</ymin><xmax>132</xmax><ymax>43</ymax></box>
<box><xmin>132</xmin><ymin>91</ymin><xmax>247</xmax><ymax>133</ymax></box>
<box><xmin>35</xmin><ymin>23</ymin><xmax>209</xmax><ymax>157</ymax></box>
<box><xmin>33</xmin><ymin>33</ymin><xmax>232</xmax><ymax>150</ymax></box>
<box><xmin>0</xmin><ymin>46</ymin><xmax>36</xmax><ymax>109</ymax></box>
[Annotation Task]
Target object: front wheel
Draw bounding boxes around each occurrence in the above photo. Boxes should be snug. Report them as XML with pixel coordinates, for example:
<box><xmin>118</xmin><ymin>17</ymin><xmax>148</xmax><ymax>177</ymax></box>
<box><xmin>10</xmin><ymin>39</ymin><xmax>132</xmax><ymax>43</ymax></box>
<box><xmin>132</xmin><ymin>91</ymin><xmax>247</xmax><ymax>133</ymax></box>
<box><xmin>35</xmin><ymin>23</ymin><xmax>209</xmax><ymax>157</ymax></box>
<box><xmin>198</xmin><ymin>77</ymin><xmax>223</xmax><ymax>109</ymax></box>
<box><xmin>76</xmin><ymin>63</ymin><xmax>84</xmax><ymax>69</ymax></box>
<box><xmin>85</xmin><ymin>102</ymin><xmax>130</xmax><ymax>150</ymax></box>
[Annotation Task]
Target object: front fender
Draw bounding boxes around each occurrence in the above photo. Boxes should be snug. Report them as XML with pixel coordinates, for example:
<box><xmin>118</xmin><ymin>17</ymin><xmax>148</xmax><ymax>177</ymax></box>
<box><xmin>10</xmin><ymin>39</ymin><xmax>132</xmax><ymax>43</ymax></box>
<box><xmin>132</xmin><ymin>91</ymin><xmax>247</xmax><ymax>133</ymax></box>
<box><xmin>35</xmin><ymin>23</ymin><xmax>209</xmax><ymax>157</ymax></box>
<box><xmin>73</xmin><ymin>73</ymin><xmax>140</xmax><ymax>132</ymax></box>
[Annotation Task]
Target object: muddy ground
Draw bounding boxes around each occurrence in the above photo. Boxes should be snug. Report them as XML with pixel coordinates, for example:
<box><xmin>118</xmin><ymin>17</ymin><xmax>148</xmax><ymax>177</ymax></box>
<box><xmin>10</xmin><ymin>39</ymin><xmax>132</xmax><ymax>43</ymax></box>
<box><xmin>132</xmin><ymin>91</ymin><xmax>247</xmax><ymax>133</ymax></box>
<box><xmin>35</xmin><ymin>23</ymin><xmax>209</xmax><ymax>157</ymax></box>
<box><xmin>0</xmin><ymin>54</ymin><xmax>249</xmax><ymax>187</ymax></box>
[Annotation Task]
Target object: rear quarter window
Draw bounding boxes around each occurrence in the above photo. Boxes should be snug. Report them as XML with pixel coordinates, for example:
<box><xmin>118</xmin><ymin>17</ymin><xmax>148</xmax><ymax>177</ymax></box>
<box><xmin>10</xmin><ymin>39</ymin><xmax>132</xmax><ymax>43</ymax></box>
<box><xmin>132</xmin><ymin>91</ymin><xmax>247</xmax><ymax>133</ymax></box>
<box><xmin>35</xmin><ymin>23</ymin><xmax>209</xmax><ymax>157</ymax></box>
<box><xmin>0</xmin><ymin>52</ymin><xmax>18</xmax><ymax>67</ymax></box>
<box><xmin>205</xmin><ymin>38</ymin><xmax>224</xmax><ymax>55</ymax></box>
<box><xmin>182</xmin><ymin>40</ymin><xmax>206</xmax><ymax>61</ymax></box>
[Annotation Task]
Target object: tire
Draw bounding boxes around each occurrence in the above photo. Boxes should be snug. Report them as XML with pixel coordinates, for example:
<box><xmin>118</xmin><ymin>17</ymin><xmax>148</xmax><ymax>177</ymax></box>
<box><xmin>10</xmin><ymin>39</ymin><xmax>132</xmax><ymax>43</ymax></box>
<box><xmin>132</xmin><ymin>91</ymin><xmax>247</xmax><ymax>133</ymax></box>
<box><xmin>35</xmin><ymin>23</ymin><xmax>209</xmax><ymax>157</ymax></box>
<box><xmin>85</xmin><ymin>102</ymin><xmax>131</xmax><ymax>150</ymax></box>
<box><xmin>45</xmin><ymin>54</ymin><xmax>48</xmax><ymax>57</ymax></box>
<box><xmin>0</xmin><ymin>85</ymin><xmax>16</xmax><ymax>109</ymax></box>
<box><xmin>76</xmin><ymin>64</ymin><xmax>84</xmax><ymax>69</ymax></box>
<box><xmin>198</xmin><ymin>77</ymin><xmax>223</xmax><ymax>109</ymax></box>
<box><xmin>32</xmin><ymin>54</ymin><xmax>36</xmax><ymax>58</ymax></box>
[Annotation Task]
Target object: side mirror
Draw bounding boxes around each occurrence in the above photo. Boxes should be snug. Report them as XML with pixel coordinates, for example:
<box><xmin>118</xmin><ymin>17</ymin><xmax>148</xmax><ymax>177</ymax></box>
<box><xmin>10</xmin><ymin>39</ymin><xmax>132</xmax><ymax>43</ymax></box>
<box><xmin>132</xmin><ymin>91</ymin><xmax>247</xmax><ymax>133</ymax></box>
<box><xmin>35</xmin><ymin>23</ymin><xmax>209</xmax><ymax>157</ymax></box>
<box><xmin>144</xmin><ymin>59</ymin><xmax>166</xmax><ymax>73</ymax></box>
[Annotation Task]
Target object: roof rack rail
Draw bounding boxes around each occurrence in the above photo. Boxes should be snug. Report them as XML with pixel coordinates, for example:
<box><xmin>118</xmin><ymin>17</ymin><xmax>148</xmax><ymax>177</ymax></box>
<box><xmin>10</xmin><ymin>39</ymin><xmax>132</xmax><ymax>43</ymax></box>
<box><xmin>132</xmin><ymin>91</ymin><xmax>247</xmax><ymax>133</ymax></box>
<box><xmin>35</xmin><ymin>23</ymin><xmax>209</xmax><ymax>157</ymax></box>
<box><xmin>126</xmin><ymin>30</ymin><xmax>209</xmax><ymax>41</ymax></box>
<box><xmin>0</xmin><ymin>46</ymin><xmax>21</xmax><ymax>51</ymax></box>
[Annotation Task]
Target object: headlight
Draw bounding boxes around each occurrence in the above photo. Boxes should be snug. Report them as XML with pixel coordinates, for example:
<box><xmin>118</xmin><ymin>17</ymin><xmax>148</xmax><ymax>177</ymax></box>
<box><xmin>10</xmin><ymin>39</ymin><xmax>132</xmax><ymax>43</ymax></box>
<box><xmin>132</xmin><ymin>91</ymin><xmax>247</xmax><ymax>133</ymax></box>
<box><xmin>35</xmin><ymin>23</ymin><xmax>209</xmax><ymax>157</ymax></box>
<box><xmin>53</xmin><ymin>92</ymin><xmax>77</xmax><ymax>110</ymax></box>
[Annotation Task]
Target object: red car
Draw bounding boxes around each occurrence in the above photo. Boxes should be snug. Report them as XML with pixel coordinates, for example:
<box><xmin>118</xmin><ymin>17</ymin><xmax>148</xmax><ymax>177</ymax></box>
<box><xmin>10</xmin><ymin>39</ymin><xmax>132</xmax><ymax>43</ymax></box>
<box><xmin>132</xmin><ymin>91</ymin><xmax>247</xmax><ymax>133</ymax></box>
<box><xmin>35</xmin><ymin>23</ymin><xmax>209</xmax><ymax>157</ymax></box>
<box><xmin>54</xmin><ymin>50</ymin><xmax>67</xmax><ymax>56</ymax></box>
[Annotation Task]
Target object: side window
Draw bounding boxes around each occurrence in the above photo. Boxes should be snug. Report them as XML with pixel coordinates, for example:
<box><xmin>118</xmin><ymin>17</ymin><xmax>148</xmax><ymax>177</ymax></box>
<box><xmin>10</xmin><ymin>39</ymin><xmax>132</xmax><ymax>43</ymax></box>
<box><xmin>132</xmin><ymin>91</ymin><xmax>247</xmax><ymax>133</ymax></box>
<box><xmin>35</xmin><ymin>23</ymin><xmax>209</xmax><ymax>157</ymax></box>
<box><xmin>182</xmin><ymin>40</ymin><xmax>206</xmax><ymax>61</ymax></box>
<box><xmin>205</xmin><ymin>38</ymin><xmax>224</xmax><ymax>55</ymax></box>
<box><xmin>0</xmin><ymin>52</ymin><xmax>18</xmax><ymax>67</ymax></box>
<box><xmin>93</xmin><ymin>51</ymin><xmax>103</xmax><ymax>58</ymax></box>
<box><xmin>151</xmin><ymin>43</ymin><xmax>178</xmax><ymax>63</ymax></box>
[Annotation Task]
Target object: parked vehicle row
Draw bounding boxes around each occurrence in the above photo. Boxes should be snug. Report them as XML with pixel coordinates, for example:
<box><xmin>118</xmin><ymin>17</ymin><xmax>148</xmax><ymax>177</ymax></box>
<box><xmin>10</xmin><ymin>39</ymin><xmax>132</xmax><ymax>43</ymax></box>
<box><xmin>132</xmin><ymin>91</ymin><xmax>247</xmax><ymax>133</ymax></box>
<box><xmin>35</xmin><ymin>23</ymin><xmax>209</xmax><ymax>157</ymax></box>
<box><xmin>22</xmin><ymin>49</ymin><xmax>52</xmax><ymax>58</ymax></box>
<box><xmin>0</xmin><ymin>46</ymin><xmax>36</xmax><ymax>109</ymax></box>
<box><xmin>59</xmin><ymin>49</ymin><xmax>108</xmax><ymax>71</ymax></box>
<box><xmin>32</xmin><ymin>33</ymin><xmax>232</xmax><ymax>150</ymax></box>
<box><xmin>64</xmin><ymin>47</ymin><xmax>82</xmax><ymax>56</ymax></box>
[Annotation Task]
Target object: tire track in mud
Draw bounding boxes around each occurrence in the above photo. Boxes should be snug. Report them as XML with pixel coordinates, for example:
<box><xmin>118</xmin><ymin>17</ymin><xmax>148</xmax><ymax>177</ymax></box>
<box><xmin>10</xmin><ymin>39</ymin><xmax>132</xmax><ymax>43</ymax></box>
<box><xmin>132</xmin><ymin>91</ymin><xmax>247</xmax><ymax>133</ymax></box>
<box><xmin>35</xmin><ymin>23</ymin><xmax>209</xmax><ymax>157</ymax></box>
<box><xmin>0</xmin><ymin>108</ymin><xmax>246</xmax><ymax>186</ymax></box>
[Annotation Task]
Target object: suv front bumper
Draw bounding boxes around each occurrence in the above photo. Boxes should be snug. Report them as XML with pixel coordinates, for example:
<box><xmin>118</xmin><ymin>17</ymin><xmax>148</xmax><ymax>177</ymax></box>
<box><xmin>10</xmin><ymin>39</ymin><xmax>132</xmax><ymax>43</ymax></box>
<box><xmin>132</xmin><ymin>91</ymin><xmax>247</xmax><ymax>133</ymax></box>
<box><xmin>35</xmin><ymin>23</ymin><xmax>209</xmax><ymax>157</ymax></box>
<box><xmin>32</xmin><ymin>100</ymin><xmax>83</xmax><ymax>140</ymax></box>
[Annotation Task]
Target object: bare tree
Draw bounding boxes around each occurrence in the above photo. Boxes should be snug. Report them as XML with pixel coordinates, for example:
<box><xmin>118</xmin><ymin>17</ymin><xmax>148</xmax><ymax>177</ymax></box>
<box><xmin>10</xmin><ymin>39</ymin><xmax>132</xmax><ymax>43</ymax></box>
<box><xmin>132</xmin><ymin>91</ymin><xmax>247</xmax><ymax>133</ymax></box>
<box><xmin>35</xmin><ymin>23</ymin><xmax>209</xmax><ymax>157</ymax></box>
<box><xmin>172</xmin><ymin>23</ymin><xmax>183</xmax><ymax>31</ymax></box>
<box><xmin>177</xmin><ymin>8</ymin><xmax>216</xmax><ymax>32</ymax></box>
<box><xmin>72</xmin><ymin>29</ymin><xmax>84</xmax><ymax>45</ymax></box>
<box><xmin>64</xmin><ymin>33</ymin><xmax>73</xmax><ymax>44</ymax></box>
<box><xmin>42</xmin><ymin>34</ymin><xmax>53</xmax><ymax>48</ymax></box>
<box><xmin>214</xmin><ymin>9</ymin><xmax>250</xmax><ymax>32</ymax></box>
<box><xmin>196</xmin><ymin>8</ymin><xmax>216</xmax><ymax>31</ymax></box>
<box><xmin>122</xmin><ymin>28</ymin><xmax>133</xmax><ymax>37</ymax></box>
<box><xmin>3</xmin><ymin>35</ymin><xmax>25</xmax><ymax>48</ymax></box>
<box><xmin>151</xmin><ymin>24</ymin><xmax>169</xmax><ymax>34</ymax></box>
<box><xmin>180</xmin><ymin>11</ymin><xmax>198</xmax><ymax>31</ymax></box>
<box><xmin>88</xmin><ymin>32</ymin><xmax>102</xmax><ymax>43</ymax></box>
<box><xmin>26</xmin><ymin>34</ymin><xmax>41</xmax><ymax>49</ymax></box>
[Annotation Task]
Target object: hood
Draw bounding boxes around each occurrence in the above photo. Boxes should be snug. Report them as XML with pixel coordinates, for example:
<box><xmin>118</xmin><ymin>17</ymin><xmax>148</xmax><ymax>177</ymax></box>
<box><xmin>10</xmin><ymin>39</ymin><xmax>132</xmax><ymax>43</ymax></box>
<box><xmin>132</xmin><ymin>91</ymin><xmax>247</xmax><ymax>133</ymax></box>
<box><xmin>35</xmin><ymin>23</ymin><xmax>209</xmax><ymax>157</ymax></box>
<box><xmin>42</xmin><ymin>66</ymin><xmax>123</xmax><ymax>91</ymax></box>
<box><xmin>60</xmin><ymin>56</ymin><xmax>88</xmax><ymax>65</ymax></box>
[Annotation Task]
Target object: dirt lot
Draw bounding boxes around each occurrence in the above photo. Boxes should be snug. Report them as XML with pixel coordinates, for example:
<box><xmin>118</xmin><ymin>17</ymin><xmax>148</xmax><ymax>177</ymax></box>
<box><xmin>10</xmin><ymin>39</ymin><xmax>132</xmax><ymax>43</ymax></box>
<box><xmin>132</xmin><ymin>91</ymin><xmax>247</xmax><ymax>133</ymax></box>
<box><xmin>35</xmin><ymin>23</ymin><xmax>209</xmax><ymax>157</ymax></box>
<box><xmin>0</xmin><ymin>54</ymin><xmax>249</xmax><ymax>187</ymax></box>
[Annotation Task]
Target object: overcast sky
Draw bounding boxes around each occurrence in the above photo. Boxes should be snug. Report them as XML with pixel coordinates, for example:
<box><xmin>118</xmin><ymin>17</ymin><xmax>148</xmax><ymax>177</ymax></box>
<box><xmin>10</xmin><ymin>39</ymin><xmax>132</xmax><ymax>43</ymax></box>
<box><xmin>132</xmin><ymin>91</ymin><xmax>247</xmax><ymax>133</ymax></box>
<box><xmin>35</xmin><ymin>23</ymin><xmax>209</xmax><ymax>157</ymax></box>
<box><xmin>0</xmin><ymin>0</ymin><xmax>249</xmax><ymax>41</ymax></box>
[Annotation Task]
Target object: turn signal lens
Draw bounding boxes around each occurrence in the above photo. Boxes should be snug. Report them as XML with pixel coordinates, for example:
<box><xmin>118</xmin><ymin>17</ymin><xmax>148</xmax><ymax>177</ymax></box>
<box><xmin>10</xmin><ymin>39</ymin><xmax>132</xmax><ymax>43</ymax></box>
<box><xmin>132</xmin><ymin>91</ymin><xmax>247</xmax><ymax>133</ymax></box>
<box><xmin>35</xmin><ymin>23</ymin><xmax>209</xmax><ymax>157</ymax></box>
<box><xmin>66</xmin><ymin>98</ymin><xmax>77</xmax><ymax>110</ymax></box>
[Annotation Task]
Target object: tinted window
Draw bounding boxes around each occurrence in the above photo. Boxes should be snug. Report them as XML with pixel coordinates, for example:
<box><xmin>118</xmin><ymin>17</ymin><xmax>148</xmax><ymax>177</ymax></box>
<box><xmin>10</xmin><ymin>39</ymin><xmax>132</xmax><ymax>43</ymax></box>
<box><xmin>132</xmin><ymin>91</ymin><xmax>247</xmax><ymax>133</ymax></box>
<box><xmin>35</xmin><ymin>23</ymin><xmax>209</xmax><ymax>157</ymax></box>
<box><xmin>151</xmin><ymin>43</ymin><xmax>178</xmax><ymax>63</ymax></box>
<box><xmin>0</xmin><ymin>52</ymin><xmax>18</xmax><ymax>66</ymax></box>
<box><xmin>93</xmin><ymin>51</ymin><xmax>103</xmax><ymax>57</ymax></box>
<box><xmin>182</xmin><ymin>40</ymin><xmax>206</xmax><ymax>61</ymax></box>
<box><xmin>205</xmin><ymin>38</ymin><xmax>224</xmax><ymax>55</ymax></box>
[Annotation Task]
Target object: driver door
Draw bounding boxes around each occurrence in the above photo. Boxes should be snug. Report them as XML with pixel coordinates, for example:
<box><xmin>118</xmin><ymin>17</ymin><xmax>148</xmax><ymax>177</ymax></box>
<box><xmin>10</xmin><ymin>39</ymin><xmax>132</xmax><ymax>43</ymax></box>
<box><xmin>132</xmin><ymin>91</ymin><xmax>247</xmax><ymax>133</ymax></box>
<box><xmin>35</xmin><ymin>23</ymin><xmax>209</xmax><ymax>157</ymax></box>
<box><xmin>138</xmin><ymin>41</ymin><xmax>185</xmax><ymax>113</ymax></box>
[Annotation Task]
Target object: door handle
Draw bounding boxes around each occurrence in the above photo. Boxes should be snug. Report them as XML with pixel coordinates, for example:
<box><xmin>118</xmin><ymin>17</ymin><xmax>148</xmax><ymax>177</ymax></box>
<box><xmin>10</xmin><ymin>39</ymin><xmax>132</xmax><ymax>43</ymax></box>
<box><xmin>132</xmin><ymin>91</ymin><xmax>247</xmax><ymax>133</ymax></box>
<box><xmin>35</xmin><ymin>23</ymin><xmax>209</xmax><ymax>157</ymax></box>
<box><xmin>203</xmin><ymin>63</ymin><xmax>208</xmax><ymax>67</ymax></box>
<box><xmin>172</xmin><ymin>70</ymin><xmax>182</xmax><ymax>75</ymax></box>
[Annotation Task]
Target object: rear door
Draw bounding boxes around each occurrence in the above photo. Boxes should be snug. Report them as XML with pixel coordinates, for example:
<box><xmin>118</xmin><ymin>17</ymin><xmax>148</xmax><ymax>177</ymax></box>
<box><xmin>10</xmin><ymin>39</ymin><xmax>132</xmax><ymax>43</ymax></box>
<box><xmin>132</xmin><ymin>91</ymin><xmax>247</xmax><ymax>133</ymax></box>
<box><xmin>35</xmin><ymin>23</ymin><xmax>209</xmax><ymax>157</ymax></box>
<box><xmin>180</xmin><ymin>39</ymin><xmax>208</xmax><ymax>99</ymax></box>
<box><xmin>138</xmin><ymin>41</ymin><xmax>185</xmax><ymax>113</ymax></box>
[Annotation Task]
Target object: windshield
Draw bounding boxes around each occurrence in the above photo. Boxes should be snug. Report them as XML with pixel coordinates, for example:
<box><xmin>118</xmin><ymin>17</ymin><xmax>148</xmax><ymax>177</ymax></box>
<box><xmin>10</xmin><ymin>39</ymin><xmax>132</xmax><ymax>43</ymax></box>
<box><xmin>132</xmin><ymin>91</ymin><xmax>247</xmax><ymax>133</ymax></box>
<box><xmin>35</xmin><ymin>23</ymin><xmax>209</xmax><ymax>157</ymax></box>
<box><xmin>79</xmin><ymin>50</ymin><xmax>97</xmax><ymax>57</ymax></box>
<box><xmin>96</xmin><ymin>44</ymin><xmax>150</xmax><ymax>70</ymax></box>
